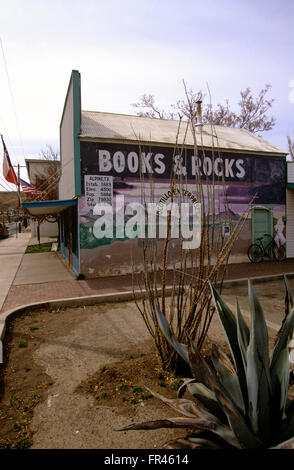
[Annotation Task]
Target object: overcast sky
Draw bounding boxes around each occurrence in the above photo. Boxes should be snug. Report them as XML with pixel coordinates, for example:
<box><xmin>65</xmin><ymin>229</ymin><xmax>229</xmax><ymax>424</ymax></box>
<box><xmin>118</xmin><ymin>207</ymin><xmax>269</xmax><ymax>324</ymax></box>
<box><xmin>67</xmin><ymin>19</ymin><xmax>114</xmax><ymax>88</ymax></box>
<box><xmin>0</xmin><ymin>0</ymin><xmax>293</xmax><ymax>185</ymax></box>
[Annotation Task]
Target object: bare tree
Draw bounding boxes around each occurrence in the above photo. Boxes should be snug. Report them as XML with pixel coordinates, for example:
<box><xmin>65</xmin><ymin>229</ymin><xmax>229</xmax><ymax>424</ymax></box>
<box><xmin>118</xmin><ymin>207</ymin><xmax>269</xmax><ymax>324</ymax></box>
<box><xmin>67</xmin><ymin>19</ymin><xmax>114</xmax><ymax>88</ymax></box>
<box><xmin>39</xmin><ymin>144</ymin><xmax>59</xmax><ymax>161</ymax></box>
<box><xmin>132</xmin><ymin>94</ymin><xmax>177</xmax><ymax>119</ymax></box>
<box><xmin>24</xmin><ymin>145</ymin><xmax>60</xmax><ymax>201</ymax></box>
<box><xmin>235</xmin><ymin>85</ymin><xmax>276</xmax><ymax>133</ymax></box>
<box><xmin>36</xmin><ymin>146</ymin><xmax>60</xmax><ymax>200</ymax></box>
<box><xmin>132</xmin><ymin>84</ymin><xmax>276</xmax><ymax>135</ymax></box>
<box><xmin>171</xmin><ymin>88</ymin><xmax>204</xmax><ymax>121</ymax></box>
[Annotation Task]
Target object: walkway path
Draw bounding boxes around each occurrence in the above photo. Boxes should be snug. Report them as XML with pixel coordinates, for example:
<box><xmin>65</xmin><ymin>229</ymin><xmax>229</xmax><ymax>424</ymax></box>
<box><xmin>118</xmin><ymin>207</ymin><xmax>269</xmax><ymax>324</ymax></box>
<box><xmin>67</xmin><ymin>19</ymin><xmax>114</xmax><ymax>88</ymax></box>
<box><xmin>0</xmin><ymin>231</ymin><xmax>31</xmax><ymax>310</ymax></box>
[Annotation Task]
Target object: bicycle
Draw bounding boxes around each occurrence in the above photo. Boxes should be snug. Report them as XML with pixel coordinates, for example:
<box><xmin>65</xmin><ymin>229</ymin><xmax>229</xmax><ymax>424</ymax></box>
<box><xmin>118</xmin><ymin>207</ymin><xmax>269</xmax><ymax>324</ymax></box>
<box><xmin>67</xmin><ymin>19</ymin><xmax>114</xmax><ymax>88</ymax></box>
<box><xmin>247</xmin><ymin>233</ymin><xmax>286</xmax><ymax>263</ymax></box>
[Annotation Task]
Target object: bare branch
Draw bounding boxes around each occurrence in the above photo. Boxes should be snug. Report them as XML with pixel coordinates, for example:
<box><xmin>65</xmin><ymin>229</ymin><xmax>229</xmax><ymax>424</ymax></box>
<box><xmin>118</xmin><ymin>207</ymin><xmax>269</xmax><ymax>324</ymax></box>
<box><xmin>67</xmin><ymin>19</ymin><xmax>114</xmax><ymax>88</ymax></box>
<box><xmin>132</xmin><ymin>84</ymin><xmax>276</xmax><ymax>135</ymax></box>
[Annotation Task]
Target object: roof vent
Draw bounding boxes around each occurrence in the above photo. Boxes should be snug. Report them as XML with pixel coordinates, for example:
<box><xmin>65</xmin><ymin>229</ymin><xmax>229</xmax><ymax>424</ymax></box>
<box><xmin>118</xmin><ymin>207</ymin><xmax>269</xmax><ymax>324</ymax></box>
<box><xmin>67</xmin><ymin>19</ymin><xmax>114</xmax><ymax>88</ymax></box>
<box><xmin>195</xmin><ymin>100</ymin><xmax>204</xmax><ymax>130</ymax></box>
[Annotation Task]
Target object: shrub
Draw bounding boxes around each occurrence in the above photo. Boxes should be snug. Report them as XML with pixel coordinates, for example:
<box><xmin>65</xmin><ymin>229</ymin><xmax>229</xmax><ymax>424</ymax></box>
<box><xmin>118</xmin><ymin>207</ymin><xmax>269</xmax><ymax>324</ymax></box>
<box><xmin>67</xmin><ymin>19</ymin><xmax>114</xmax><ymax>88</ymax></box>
<box><xmin>120</xmin><ymin>278</ymin><xmax>294</xmax><ymax>449</ymax></box>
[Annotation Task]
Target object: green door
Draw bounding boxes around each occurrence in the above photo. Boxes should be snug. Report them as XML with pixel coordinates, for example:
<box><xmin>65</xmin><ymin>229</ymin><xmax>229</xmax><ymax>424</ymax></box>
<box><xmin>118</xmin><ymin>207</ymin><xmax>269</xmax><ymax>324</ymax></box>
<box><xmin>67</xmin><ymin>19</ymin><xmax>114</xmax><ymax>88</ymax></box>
<box><xmin>252</xmin><ymin>206</ymin><xmax>273</xmax><ymax>244</ymax></box>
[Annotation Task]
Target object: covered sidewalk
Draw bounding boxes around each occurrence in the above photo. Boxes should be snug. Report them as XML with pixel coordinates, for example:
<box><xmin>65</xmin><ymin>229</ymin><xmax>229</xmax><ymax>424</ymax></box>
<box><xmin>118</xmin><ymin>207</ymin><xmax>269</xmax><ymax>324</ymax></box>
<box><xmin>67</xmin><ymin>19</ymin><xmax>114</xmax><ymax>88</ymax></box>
<box><xmin>22</xmin><ymin>198</ymin><xmax>79</xmax><ymax>275</ymax></box>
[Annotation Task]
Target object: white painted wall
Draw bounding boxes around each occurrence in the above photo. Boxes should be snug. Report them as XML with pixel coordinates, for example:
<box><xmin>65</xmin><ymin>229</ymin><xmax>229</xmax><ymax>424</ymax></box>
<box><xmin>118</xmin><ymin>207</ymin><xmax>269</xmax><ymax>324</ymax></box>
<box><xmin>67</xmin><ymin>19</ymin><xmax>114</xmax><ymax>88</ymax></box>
<box><xmin>59</xmin><ymin>79</ymin><xmax>75</xmax><ymax>200</ymax></box>
<box><xmin>286</xmin><ymin>188</ymin><xmax>294</xmax><ymax>258</ymax></box>
<box><xmin>288</xmin><ymin>162</ymin><xmax>294</xmax><ymax>184</ymax></box>
<box><xmin>31</xmin><ymin>220</ymin><xmax>58</xmax><ymax>237</ymax></box>
<box><xmin>26</xmin><ymin>160</ymin><xmax>60</xmax><ymax>187</ymax></box>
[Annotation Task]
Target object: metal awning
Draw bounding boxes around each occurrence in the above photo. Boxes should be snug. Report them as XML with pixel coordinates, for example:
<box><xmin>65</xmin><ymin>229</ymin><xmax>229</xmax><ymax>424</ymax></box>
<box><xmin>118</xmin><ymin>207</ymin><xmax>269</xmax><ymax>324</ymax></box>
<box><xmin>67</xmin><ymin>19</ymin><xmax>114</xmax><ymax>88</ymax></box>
<box><xmin>22</xmin><ymin>199</ymin><xmax>77</xmax><ymax>216</ymax></box>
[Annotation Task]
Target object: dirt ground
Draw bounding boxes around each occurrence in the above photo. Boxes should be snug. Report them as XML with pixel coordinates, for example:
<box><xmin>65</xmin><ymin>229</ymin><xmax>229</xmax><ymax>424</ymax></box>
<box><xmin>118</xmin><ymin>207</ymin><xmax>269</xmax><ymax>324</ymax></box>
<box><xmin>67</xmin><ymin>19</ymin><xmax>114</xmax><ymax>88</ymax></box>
<box><xmin>0</xmin><ymin>278</ymin><xmax>293</xmax><ymax>449</ymax></box>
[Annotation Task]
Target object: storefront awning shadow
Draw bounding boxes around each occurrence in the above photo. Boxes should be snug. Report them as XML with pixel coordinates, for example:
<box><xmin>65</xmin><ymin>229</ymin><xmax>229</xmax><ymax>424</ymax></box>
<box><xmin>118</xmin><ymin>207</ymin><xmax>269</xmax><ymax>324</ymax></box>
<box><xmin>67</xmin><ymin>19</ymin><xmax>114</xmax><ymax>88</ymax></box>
<box><xmin>22</xmin><ymin>199</ymin><xmax>77</xmax><ymax>216</ymax></box>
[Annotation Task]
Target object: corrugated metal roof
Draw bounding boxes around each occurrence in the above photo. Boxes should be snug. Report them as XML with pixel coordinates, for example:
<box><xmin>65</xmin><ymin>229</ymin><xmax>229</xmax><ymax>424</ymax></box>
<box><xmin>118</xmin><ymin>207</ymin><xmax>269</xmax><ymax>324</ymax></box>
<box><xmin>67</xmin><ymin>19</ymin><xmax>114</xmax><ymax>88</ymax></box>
<box><xmin>80</xmin><ymin>110</ymin><xmax>287</xmax><ymax>155</ymax></box>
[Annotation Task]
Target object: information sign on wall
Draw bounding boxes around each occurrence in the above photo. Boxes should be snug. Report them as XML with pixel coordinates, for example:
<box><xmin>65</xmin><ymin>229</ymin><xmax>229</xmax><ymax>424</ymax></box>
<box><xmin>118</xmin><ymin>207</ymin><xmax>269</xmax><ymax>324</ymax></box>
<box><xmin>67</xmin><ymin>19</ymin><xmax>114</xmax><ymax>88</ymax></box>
<box><xmin>84</xmin><ymin>175</ymin><xmax>113</xmax><ymax>211</ymax></box>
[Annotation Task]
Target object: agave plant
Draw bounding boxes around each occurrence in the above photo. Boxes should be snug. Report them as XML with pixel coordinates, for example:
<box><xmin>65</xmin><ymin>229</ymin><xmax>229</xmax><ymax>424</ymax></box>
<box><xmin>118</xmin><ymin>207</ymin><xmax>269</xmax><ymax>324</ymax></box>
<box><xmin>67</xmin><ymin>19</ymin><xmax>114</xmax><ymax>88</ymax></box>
<box><xmin>120</xmin><ymin>278</ymin><xmax>294</xmax><ymax>449</ymax></box>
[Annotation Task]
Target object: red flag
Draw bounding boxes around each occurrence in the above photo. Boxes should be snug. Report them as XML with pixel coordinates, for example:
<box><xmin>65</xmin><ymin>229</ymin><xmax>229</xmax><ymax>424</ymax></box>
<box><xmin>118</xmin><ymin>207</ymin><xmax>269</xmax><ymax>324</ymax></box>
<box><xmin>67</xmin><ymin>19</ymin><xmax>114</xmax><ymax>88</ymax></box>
<box><xmin>1</xmin><ymin>135</ymin><xmax>17</xmax><ymax>185</ymax></box>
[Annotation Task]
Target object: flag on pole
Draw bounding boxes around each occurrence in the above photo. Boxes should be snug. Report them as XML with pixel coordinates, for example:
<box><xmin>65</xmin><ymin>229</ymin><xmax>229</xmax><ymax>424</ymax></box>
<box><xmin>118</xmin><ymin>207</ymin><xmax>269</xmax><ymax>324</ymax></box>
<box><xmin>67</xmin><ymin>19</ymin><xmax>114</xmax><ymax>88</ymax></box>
<box><xmin>1</xmin><ymin>135</ymin><xmax>17</xmax><ymax>185</ymax></box>
<box><xmin>20</xmin><ymin>178</ymin><xmax>42</xmax><ymax>195</ymax></box>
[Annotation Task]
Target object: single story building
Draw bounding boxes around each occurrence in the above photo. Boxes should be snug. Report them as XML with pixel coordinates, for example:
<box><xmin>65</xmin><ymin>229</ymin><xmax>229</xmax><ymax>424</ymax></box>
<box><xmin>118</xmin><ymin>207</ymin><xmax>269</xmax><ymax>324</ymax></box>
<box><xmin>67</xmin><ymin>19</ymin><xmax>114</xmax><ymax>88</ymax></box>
<box><xmin>23</xmin><ymin>70</ymin><xmax>289</xmax><ymax>278</ymax></box>
<box><xmin>25</xmin><ymin>158</ymin><xmax>60</xmax><ymax>237</ymax></box>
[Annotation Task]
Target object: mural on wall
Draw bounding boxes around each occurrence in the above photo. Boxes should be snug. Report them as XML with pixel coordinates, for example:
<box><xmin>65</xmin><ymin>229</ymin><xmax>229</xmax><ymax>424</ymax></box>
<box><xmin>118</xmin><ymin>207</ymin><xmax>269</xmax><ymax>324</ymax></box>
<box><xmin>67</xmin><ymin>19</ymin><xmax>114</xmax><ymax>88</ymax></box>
<box><xmin>274</xmin><ymin>217</ymin><xmax>286</xmax><ymax>248</ymax></box>
<box><xmin>79</xmin><ymin>141</ymin><xmax>286</xmax><ymax>276</ymax></box>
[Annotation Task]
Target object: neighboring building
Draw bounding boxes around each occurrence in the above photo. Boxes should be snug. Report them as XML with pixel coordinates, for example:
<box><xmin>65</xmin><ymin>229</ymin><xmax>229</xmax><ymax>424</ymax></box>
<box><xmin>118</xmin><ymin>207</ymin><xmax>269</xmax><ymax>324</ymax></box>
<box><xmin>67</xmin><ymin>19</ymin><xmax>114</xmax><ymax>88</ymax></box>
<box><xmin>25</xmin><ymin>158</ymin><xmax>60</xmax><ymax>195</ymax></box>
<box><xmin>22</xmin><ymin>70</ymin><xmax>288</xmax><ymax>277</ymax></box>
<box><xmin>24</xmin><ymin>158</ymin><xmax>60</xmax><ymax>238</ymax></box>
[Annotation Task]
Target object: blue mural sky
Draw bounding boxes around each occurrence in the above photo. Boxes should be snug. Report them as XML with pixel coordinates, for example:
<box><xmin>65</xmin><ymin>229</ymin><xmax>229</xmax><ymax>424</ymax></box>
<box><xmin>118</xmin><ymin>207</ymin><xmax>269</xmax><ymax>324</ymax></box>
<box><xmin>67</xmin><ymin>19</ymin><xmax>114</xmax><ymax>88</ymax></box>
<box><xmin>0</xmin><ymin>0</ymin><xmax>293</xmax><ymax>184</ymax></box>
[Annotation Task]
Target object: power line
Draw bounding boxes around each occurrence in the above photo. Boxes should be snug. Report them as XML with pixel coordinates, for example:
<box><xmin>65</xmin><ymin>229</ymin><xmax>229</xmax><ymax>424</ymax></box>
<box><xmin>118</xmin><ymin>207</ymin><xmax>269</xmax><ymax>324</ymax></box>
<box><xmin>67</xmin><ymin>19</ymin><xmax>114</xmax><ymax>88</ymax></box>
<box><xmin>0</xmin><ymin>176</ymin><xmax>14</xmax><ymax>191</ymax></box>
<box><xmin>0</xmin><ymin>37</ymin><xmax>25</xmax><ymax>160</ymax></box>
<box><xmin>0</xmin><ymin>174</ymin><xmax>13</xmax><ymax>190</ymax></box>
<box><xmin>0</xmin><ymin>179</ymin><xmax>13</xmax><ymax>192</ymax></box>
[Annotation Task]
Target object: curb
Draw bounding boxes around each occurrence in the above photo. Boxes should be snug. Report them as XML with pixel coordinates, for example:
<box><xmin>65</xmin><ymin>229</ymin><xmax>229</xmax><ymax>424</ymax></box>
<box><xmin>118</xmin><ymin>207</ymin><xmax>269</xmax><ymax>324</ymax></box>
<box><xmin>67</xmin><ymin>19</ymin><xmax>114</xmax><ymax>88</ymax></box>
<box><xmin>1</xmin><ymin>271</ymin><xmax>293</xmax><ymax>363</ymax></box>
<box><xmin>222</xmin><ymin>272</ymin><xmax>294</xmax><ymax>288</ymax></box>
<box><xmin>0</xmin><ymin>286</ymin><xmax>175</xmax><ymax>346</ymax></box>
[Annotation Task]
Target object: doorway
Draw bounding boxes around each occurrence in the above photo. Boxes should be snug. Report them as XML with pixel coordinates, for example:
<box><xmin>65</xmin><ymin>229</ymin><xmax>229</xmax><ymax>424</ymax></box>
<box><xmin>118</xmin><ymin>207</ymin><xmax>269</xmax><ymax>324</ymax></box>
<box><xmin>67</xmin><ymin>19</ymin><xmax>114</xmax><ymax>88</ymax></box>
<box><xmin>251</xmin><ymin>206</ymin><xmax>273</xmax><ymax>244</ymax></box>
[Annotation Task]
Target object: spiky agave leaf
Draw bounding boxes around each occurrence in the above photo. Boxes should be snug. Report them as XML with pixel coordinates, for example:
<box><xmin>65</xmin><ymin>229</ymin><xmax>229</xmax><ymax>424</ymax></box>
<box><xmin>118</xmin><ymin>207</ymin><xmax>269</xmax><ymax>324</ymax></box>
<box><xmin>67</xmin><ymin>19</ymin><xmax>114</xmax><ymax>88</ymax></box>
<box><xmin>162</xmin><ymin>436</ymin><xmax>210</xmax><ymax>449</ymax></box>
<box><xmin>156</xmin><ymin>288</ymin><xmax>265</xmax><ymax>447</ymax></box>
<box><xmin>178</xmin><ymin>379</ymin><xmax>228</xmax><ymax>423</ymax></box>
<box><xmin>163</xmin><ymin>432</ymin><xmax>238</xmax><ymax>449</ymax></box>
<box><xmin>119</xmin><ymin>386</ymin><xmax>242</xmax><ymax>448</ymax></box>
<box><xmin>118</xmin><ymin>418</ymin><xmax>240</xmax><ymax>448</ymax></box>
<box><xmin>270</xmin><ymin>435</ymin><xmax>294</xmax><ymax>449</ymax></box>
<box><xmin>188</xmin><ymin>340</ymin><xmax>264</xmax><ymax>449</ymax></box>
<box><xmin>163</xmin><ymin>437</ymin><xmax>206</xmax><ymax>450</ymax></box>
<box><xmin>211</xmin><ymin>343</ymin><xmax>236</xmax><ymax>375</ymax></box>
<box><xmin>146</xmin><ymin>386</ymin><xmax>230</xmax><ymax>429</ymax></box>
<box><xmin>155</xmin><ymin>304</ymin><xmax>189</xmax><ymax>363</ymax></box>
<box><xmin>246</xmin><ymin>281</ymin><xmax>272</xmax><ymax>441</ymax></box>
<box><xmin>143</xmin><ymin>387</ymin><xmax>208</xmax><ymax>419</ymax></box>
<box><xmin>275</xmin><ymin>275</ymin><xmax>294</xmax><ymax>340</ymax></box>
<box><xmin>236</xmin><ymin>299</ymin><xmax>250</xmax><ymax>372</ymax></box>
<box><xmin>211</xmin><ymin>343</ymin><xmax>245</xmax><ymax>413</ymax></box>
<box><xmin>270</xmin><ymin>303</ymin><xmax>294</xmax><ymax>423</ymax></box>
<box><xmin>186</xmin><ymin>434</ymin><xmax>233</xmax><ymax>449</ymax></box>
<box><xmin>284</xmin><ymin>274</ymin><xmax>294</xmax><ymax>318</ymax></box>
<box><xmin>118</xmin><ymin>416</ymin><xmax>215</xmax><ymax>432</ymax></box>
<box><xmin>283</xmin><ymin>275</ymin><xmax>294</xmax><ymax>387</ymax></box>
<box><xmin>209</xmin><ymin>282</ymin><xmax>248</xmax><ymax>408</ymax></box>
<box><xmin>273</xmin><ymin>407</ymin><xmax>294</xmax><ymax>446</ymax></box>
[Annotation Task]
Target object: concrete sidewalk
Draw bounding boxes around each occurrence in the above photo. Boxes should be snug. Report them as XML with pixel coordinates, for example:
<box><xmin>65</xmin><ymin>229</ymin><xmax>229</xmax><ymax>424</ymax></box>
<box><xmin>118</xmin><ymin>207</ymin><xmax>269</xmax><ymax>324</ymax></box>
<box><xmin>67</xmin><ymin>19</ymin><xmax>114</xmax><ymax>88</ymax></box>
<box><xmin>0</xmin><ymin>231</ymin><xmax>31</xmax><ymax>310</ymax></box>
<box><xmin>0</xmin><ymin>231</ymin><xmax>75</xmax><ymax>311</ymax></box>
<box><xmin>13</xmin><ymin>252</ymin><xmax>75</xmax><ymax>285</ymax></box>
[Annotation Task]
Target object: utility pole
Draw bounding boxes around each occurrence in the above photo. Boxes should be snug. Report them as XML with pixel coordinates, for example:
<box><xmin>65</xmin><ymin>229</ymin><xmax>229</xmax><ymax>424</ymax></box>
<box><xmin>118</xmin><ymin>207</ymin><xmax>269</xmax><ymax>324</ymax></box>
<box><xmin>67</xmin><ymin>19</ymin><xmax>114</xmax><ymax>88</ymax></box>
<box><xmin>17</xmin><ymin>164</ymin><xmax>21</xmax><ymax>234</ymax></box>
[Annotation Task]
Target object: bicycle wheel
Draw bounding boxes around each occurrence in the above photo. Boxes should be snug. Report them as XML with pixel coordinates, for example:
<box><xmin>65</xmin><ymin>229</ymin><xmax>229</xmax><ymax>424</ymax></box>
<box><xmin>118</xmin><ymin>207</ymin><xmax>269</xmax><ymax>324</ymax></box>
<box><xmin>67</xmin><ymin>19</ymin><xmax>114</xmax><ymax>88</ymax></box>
<box><xmin>248</xmin><ymin>244</ymin><xmax>263</xmax><ymax>263</ymax></box>
<box><xmin>273</xmin><ymin>244</ymin><xmax>286</xmax><ymax>261</ymax></box>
